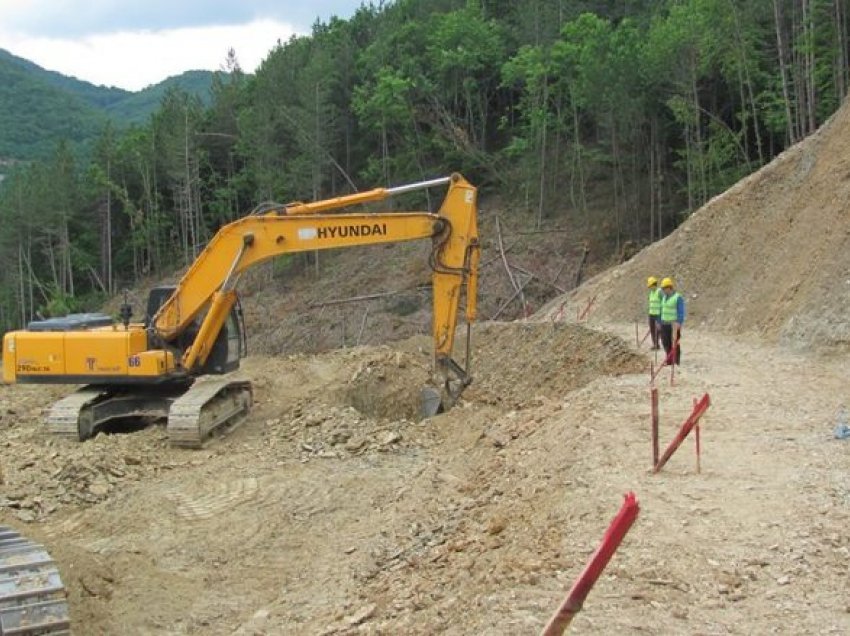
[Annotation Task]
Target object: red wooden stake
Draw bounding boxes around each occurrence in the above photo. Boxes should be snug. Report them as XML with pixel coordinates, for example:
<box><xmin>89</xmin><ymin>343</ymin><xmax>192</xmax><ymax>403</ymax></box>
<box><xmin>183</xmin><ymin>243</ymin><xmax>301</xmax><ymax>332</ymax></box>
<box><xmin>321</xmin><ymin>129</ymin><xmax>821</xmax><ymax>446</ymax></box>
<box><xmin>578</xmin><ymin>294</ymin><xmax>597</xmax><ymax>322</ymax></box>
<box><xmin>541</xmin><ymin>493</ymin><xmax>640</xmax><ymax>636</ymax></box>
<box><xmin>651</xmin><ymin>387</ymin><xmax>660</xmax><ymax>467</ymax></box>
<box><xmin>649</xmin><ymin>347</ymin><xmax>677</xmax><ymax>384</ymax></box>
<box><xmin>695</xmin><ymin>423</ymin><xmax>701</xmax><ymax>473</ymax></box>
<box><xmin>694</xmin><ymin>398</ymin><xmax>701</xmax><ymax>473</ymax></box>
<box><xmin>668</xmin><ymin>340</ymin><xmax>680</xmax><ymax>386</ymax></box>
<box><xmin>654</xmin><ymin>393</ymin><xmax>711</xmax><ymax>473</ymax></box>
<box><xmin>552</xmin><ymin>301</ymin><xmax>566</xmax><ymax>323</ymax></box>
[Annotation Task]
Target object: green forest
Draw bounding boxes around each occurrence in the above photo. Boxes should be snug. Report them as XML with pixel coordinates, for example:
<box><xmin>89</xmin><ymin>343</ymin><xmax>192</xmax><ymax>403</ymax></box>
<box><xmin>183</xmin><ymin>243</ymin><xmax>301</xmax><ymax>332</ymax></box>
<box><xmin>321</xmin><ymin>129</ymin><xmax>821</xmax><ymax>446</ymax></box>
<box><xmin>0</xmin><ymin>46</ymin><xmax>216</xmax><ymax>161</ymax></box>
<box><xmin>1</xmin><ymin>0</ymin><xmax>848</xmax><ymax>332</ymax></box>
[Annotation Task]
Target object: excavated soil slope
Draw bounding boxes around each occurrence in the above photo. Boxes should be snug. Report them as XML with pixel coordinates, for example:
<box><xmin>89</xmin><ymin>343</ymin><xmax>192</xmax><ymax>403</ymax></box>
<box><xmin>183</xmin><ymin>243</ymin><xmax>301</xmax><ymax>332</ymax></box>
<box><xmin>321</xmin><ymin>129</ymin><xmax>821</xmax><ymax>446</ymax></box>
<box><xmin>544</xmin><ymin>98</ymin><xmax>850</xmax><ymax>351</ymax></box>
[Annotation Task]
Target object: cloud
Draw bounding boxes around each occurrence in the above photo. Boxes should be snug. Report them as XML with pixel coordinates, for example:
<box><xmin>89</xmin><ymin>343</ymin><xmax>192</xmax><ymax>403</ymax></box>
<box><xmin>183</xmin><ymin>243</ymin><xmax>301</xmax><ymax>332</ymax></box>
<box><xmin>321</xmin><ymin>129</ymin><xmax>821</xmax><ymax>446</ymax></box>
<box><xmin>0</xmin><ymin>19</ymin><xmax>302</xmax><ymax>90</ymax></box>
<box><xmin>0</xmin><ymin>0</ymin><xmax>362</xmax><ymax>37</ymax></box>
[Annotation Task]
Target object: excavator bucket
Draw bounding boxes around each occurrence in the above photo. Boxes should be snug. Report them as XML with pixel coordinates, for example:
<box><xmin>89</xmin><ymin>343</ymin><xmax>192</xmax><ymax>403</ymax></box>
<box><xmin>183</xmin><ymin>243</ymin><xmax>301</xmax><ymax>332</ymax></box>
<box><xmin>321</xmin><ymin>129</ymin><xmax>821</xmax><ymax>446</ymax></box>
<box><xmin>420</xmin><ymin>387</ymin><xmax>444</xmax><ymax>418</ymax></box>
<box><xmin>420</xmin><ymin>372</ymin><xmax>469</xmax><ymax>419</ymax></box>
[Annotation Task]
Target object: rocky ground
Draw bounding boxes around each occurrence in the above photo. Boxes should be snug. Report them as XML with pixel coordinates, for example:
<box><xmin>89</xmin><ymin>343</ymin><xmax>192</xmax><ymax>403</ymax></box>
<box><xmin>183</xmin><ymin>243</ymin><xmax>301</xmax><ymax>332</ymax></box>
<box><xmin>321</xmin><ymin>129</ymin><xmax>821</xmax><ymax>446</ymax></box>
<box><xmin>1</xmin><ymin>319</ymin><xmax>848</xmax><ymax>635</ymax></box>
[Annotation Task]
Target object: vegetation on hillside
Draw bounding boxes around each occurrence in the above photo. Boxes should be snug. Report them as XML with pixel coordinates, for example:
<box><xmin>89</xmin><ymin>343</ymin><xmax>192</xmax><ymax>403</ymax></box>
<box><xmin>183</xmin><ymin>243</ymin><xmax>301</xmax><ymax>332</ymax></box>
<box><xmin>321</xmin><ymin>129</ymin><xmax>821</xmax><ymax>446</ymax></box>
<box><xmin>103</xmin><ymin>71</ymin><xmax>215</xmax><ymax>124</ymax></box>
<box><xmin>0</xmin><ymin>50</ymin><xmax>109</xmax><ymax>160</ymax></box>
<box><xmin>0</xmin><ymin>49</ymin><xmax>215</xmax><ymax>160</ymax></box>
<box><xmin>0</xmin><ymin>0</ymin><xmax>848</xmax><ymax>333</ymax></box>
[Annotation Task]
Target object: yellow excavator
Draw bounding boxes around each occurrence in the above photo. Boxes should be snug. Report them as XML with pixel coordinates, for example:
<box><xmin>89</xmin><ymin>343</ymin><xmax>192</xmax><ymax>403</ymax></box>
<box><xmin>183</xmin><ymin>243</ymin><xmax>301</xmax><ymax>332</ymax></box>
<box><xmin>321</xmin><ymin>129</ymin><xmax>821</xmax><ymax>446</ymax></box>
<box><xmin>1</xmin><ymin>174</ymin><xmax>479</xmax><ymax>447</ymax></box>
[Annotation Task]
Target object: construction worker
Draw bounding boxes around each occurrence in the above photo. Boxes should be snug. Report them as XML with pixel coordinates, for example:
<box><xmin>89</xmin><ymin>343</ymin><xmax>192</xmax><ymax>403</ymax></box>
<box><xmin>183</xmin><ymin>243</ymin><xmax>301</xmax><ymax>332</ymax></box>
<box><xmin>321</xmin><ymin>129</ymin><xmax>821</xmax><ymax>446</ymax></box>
<box><xmin>658</xmin><ymin>277</ymin><xmax>685</xmax><ymax>365</ymax></box>
<box><xmin>646</xmin><ymin>276</ymin><xmax>662</xmax><ymax>349</ymax></box>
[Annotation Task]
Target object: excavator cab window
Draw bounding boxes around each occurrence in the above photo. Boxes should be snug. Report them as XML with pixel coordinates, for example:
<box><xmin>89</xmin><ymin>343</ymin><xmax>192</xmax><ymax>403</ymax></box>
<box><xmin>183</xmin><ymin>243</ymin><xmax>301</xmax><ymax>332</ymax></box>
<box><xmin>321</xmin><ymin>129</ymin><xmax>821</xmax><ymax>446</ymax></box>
<box><xmin>145</xmin><ymin>286</ymin><xmax>178</xmax><ymax>326</ymax></box>
<box><xmin>199</xmin><ymin>300</ymin><xmax>244</xmax><ymax>375</ymax></box>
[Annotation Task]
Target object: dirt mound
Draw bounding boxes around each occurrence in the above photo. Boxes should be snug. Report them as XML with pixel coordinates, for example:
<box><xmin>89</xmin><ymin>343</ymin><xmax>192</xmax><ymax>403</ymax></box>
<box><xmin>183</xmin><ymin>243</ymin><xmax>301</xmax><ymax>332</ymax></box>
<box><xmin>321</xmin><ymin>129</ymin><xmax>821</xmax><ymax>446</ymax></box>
<box><xmin>468</xmin><ymin>321</ymin><xmax>644</xmax><ymax>407</ymax></box>
<box><xmin>341</xmin><ymin>349</ymin><xmax>431</xmax><ymax>421</ymax></box>
<box><xmin>540</xmin><ymin>99</ymin><xmax>850</xmax><ymax>351</ymax></box>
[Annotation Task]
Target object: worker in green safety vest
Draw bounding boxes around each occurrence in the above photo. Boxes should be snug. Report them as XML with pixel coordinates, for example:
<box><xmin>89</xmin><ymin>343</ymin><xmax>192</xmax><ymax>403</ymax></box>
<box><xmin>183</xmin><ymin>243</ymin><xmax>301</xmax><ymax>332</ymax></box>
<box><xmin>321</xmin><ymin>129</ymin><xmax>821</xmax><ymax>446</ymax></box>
<box><xmin>646</xmin><ymin>276</ymin><xmax>662</xmax><ymax>350</ymax></box>
<box><xmin>659</xmin><ymin>277</ymin><xmax>685</xmax><ymax>365</ymax></box>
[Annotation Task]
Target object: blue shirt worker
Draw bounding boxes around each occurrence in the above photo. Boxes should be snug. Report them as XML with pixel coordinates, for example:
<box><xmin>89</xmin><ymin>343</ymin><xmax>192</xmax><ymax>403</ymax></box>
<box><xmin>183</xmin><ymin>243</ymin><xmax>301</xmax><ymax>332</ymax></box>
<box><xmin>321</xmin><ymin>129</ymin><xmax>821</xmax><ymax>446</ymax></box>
<box><xmin>658</xmin><ymin>277</ymin><xmax>685</xmax><ymax>365</ymax></box>
<box><xmin>646</xmin><ymin>276</ymin><xmax>662</xmax><ymax>350</ymax></box>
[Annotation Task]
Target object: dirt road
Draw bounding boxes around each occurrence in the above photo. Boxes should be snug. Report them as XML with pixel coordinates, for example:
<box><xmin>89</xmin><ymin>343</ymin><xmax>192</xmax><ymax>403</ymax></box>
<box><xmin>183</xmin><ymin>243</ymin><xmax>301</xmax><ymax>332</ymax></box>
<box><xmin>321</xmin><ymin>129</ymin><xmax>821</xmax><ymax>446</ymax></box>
<box><xmin>1</xmin><ymin>322</ymin><xmax>848</xmax><ymax>634</ymax></box>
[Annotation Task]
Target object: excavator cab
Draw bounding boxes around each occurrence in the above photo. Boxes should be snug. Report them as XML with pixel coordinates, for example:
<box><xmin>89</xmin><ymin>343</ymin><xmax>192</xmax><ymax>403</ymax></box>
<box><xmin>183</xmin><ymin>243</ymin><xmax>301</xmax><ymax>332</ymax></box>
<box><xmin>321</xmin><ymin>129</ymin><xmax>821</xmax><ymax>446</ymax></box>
<box><xmin>145</xmin><ymin>285</ymin><xmax>246</xmax><ymax>376</ymax></box>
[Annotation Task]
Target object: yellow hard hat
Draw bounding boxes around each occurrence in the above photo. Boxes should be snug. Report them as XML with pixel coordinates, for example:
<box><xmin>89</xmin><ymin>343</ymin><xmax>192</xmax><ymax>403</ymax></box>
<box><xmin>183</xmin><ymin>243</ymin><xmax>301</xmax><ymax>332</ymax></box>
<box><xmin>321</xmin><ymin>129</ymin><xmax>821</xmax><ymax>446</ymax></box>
<box><xmin>661</xmin><ymin>277</ymin><xmax>674</xmax><ymax>288</ymax></box>
<box><xmin>647</xmin><ymin>276</ymin><xmax>658</xmax><ymax>287</ymax></box>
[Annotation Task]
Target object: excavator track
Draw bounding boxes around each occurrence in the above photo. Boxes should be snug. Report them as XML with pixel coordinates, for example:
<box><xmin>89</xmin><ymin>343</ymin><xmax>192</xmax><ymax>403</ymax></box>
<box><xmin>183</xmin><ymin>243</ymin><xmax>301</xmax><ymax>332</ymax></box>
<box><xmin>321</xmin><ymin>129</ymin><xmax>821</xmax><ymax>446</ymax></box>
<box><xmin>167</xmin><ymin>378</ymin><xmax>253</xmax><ymax>448</ymax></box>
<box><xmin>46</xmin><ymin>388</ymin><xmax>111</xmax><ymax>440</ymax></box>
<box><xmin>45</xmin><ymin>380</ymin><xmax>251</xmax><ymax>447</ymax></box>
<box><xmin>0</xmin><ymin>527</ymin><xmax>70</xmax><ymax>635</ymax></box>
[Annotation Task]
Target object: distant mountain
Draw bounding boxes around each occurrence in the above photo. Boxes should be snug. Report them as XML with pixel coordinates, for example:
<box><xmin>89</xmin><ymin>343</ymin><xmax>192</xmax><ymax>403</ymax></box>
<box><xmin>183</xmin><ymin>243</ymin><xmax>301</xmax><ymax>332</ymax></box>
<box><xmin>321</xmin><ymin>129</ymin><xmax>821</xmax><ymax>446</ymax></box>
<box><xmin>0</xmin><ymin>49</ymin><xmax>216</xmax><ymax>162</ymax></box>
<box><xmin>105</xmin><ymin>70</ymin><xmax>215</xmax><ymax>125</ymax></box>
<box><xmin>0</xmin><ymin>49</ymin><xmax>130</xmax><ymax>109</ymax></box>
<box><xmin>0</xmin><ymin>49</ymin><xmax>109</xmax><ymax>161</ymax></box>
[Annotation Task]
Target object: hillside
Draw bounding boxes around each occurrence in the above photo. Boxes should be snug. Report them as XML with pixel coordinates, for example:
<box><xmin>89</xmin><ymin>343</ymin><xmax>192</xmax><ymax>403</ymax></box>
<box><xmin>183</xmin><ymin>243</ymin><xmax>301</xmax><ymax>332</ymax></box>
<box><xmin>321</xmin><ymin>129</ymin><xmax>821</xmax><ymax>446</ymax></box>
<box><xmin>0</xmin><ymin>49</ymin><xmax>109</xmax><ymax>160</ymax></box>
<box><xmin>104</xmin><ymin>70</ymin><xmax>215</xmax><ymax>124</ymax></box>
<box><xmin>544</xmin><ymin>97</ymin><xmax>850</xmax><ymax>353</ymax></box>
<box><xmin>0</xmin><ymin>48</ymin><xmax>216</xmax><ymax>161</ymax></box>
<box><xmin>2</xmin><ymin>0</ymin><xmax>849</xmax><ymax>339</ymax></box>
<box><xmin>0</xmin><ymin>48</ymin><xmax>130</xmax><ymax>108</ymax></box>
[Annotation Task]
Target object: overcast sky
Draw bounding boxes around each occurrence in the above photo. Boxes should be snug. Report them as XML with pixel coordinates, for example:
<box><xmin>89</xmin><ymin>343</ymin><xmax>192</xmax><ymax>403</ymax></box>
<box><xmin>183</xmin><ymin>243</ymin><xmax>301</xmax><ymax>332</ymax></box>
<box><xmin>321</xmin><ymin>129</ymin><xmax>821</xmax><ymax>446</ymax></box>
<box><xmin>0</xmin><ymin>1</ymin><xmax>365</xmax><ymax>91</ymax></box>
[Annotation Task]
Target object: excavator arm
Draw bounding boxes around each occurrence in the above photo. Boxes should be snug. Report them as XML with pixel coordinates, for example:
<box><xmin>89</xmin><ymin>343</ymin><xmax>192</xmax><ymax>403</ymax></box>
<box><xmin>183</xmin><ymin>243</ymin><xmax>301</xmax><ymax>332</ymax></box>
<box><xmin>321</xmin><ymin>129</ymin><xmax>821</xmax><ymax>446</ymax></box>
<box><xmin>154</xmin><ymin>174</ymin><xmax>479</xmax><ymax>403</ymax></box>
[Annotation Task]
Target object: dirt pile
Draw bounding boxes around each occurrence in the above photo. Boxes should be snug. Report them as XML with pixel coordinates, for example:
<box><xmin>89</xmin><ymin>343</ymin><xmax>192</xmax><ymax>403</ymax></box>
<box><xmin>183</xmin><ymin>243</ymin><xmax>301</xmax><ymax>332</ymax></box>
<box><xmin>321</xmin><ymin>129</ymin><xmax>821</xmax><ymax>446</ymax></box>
<box><xmin>341</xmin><ymin>349</ymin><xmax>431</xmax><ymax>421</ymax></box>
<box><xmin>0</xmin><ymin>385</ymin><xmax>171</xmax><ymax>522</ymax></box>
<box><xmin>468</xmin><ymin>321</ymin><xmax>643</xmax><ymax>407</ymax></box>
<box><xmin>541</xmin><ymin>98</ymin><xmax>850</xmax><ymax>351</ymax></box>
